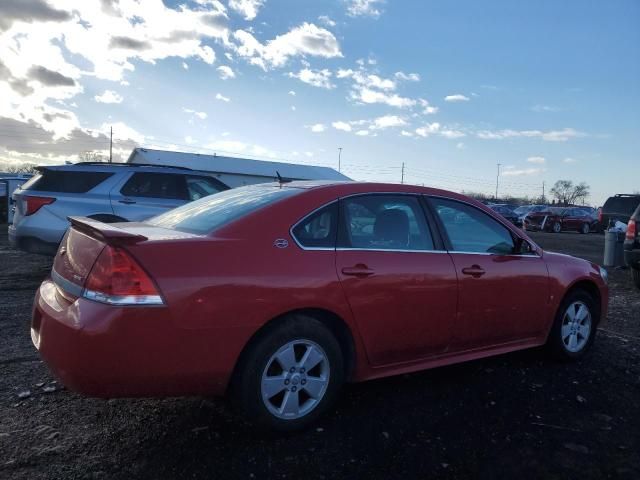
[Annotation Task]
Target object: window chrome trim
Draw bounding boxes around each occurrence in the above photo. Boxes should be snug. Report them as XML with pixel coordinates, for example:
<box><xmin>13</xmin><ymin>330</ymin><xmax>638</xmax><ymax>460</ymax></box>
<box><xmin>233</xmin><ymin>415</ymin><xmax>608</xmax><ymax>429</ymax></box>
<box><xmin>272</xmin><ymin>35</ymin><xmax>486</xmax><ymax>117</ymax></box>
<box><xmin>446</xmin><ymin>251</ymin><xmax>541</xmax><ymax>257</ymax></box>
<box><xmin>83</xmin><ymin>289</ymin><xmax>164</xmax><ymax>306</ymax></box>
<box><xmin>336</xmin><ymin>247</ymin><xmax>448</xmax><ymax>254</ymax></box>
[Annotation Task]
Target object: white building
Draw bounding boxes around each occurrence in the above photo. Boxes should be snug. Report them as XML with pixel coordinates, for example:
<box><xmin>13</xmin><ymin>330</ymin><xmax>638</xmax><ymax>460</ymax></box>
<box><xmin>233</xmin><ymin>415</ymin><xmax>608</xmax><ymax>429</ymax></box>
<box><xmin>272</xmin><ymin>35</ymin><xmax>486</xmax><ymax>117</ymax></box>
<box><xmin>127</xmin><ymin>148</ymin><xmax>350</xmax><ymax>188</ymax></box>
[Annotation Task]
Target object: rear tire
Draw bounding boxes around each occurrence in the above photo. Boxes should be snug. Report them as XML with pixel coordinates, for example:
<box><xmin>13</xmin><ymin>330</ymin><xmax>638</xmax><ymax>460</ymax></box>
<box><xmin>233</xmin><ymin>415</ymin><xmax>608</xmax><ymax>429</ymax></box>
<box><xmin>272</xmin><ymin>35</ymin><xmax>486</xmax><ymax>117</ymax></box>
<box><xmin>230</xmin><ymin>314</ymin><xmax>344</xmax><ymax>431</ymax></box>
<box><xmin>580</xmin><ymin>223</ymin><xmax>590</xmax><ymax>234</ymax></box>
<box><xmin>632</xmin><ymin>268</ymin><xmax>640</xmax><ymax>291</ymax></box>
<box><xmin>547</xmin><ymin>289</ymin><xmax>598</xmax><ymax>361</ymax></box>
<box><xmin>552</xmin><ymin>222</ymin><xmax>562</xmax><ymax>233</ymax></box>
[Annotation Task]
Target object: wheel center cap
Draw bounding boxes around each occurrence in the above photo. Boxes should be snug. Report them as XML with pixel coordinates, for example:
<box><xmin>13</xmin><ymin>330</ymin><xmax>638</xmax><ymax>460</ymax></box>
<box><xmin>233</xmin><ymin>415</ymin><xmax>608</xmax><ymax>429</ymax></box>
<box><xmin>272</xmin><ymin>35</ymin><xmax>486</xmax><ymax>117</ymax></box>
<box><xmin>290</xmin><ymin>374</ymin><xmax>301</xmax><ymax>385</ymax></box>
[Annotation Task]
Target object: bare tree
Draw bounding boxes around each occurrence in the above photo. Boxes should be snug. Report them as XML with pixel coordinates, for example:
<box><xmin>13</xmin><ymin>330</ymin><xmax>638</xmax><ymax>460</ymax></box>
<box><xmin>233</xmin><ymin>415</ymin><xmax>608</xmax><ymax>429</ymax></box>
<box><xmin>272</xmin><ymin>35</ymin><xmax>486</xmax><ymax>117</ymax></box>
<box><xmin>78</xmin><ymin>150</ymin><xmax>106</xmax><ymax>163</ymax></box>
<box><xmin>550</xmin><ymin>180</ymin><xmax>590</xmax><ymax>206</ymax></box>
<box><xmin>5</xmin><ymin>163</ymin><xmax>38</xmax><ymax>174</ymax></box>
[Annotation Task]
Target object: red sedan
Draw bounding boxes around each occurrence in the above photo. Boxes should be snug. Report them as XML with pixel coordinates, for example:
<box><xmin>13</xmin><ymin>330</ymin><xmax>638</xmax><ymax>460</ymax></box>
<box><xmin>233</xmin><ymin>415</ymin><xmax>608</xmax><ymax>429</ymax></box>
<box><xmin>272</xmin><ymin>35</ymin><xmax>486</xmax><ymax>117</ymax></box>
<box><xmin>524</xmin><ymin>207</ymin><xmax>597</xmax><ymax>234</ymax></box>
<box><xmin>32</xmin><ymin>182</ymin><xmax>608</xmax><ymax>430</ymax></box>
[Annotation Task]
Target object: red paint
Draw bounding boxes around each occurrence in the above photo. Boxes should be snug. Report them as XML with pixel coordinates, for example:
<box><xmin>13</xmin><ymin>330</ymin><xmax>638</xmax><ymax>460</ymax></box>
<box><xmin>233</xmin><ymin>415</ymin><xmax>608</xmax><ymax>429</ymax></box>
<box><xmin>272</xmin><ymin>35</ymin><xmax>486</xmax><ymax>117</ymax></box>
<box><xmin>32</xmin><ymin>182</ymin><xmax>608</xmax><ymax>398</ymax></box>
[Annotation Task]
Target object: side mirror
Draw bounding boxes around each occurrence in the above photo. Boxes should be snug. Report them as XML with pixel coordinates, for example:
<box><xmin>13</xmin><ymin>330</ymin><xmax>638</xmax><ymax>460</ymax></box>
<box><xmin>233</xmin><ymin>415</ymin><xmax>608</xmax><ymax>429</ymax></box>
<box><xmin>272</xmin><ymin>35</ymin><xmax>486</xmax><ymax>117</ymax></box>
<box><xmin>514</xmin><ymin>237</ymin><xmax>533</xmax><ymax>255</ymax></box>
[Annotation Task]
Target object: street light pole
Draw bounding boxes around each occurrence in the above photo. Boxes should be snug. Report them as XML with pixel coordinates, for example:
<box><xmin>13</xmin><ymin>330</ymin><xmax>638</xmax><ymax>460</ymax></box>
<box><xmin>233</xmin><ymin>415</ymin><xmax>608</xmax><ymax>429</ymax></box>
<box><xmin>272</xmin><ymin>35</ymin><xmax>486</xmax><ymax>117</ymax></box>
<box><xmin>495</xmin><ymin>163</ymin><xmax>501</xmax><ymax>199</ymax></box>
<box><xmin>338</xmin><ymin>147</ymin><xmax>342</xmax><ymax>172</ymax></box>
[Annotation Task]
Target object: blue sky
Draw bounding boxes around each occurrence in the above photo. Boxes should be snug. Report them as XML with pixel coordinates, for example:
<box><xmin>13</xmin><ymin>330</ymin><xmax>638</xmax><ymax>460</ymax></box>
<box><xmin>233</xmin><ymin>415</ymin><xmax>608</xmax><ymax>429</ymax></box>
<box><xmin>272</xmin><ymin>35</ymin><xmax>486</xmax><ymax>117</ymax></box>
<box><xmin>0</xmin><ymin>0</ymin><xmax>638</xmax><ymax>204</ymax></box>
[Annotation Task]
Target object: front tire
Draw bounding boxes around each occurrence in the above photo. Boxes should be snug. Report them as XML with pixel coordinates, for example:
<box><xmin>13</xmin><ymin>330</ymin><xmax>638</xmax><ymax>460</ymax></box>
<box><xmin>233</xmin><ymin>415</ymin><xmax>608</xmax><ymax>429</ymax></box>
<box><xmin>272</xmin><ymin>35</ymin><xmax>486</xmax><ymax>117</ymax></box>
<box><xmin>230</xmin><ymin>314</ymin><xmax>344</xmax><ymax>431</ymax></box>
<box><xmin>552</xmin><ymin>221</ymin><xmax>562</xmax><ymax>233</ymax></box>
<box><xmin>580</xmin><ymin>223</ymin><xmax>590</xmax><ymax>234</ymax></box>
<box><xmin>547</xmin><ymin>290</ymin><xmax>598</xmax><ymax>361</ymax></box>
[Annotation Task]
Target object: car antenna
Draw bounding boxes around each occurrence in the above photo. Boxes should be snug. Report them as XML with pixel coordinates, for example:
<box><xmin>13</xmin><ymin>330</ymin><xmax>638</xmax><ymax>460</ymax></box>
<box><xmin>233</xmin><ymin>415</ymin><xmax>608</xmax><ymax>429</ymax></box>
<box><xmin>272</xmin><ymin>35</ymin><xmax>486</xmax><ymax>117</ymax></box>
<box><xmin>276</xmin><ymin>171</ymin><xmax>292</xmax><ymax>187</ymax></box>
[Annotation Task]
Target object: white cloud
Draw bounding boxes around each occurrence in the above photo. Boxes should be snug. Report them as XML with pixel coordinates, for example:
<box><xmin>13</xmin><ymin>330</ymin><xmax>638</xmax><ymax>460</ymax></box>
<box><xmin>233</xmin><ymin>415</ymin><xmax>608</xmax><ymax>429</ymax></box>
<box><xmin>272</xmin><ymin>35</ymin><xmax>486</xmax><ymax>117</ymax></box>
<box><xmin>94</xmin><ymin>90</ymin><xmax>123</xmax><ymax>104</ymax></box>
<box><xmin>182</xmin><ymin>62</ymin><xmax>189</xmax><ymax>70</ymax></box>
<box><xmin>346</xmin><ymin>0</ymin><xmax>385</xmax><ymax>17</ymax></box>
<box><xmin>288</xmin><ymin>90</ymin><xmax>296</xmax><ymax>96</ymax></box>
<box><xmin>318</xmin><ymin>15</ymin><xmax>336</xmax><ymax>27</ymax></box>
<box><xmin>233</xmin><ymin>22</ymin><xmax>342</xmax><ymax>70</ymax></box>
<box><xmin>332</xmin><ymin>121</ymin><xmax>352</xmax><ymax>132</ymax></box>
<box><xmin>415</xmin><ymin>123</ymin><xmax>441</xmax><ymax>137</ymax></box>
<box><xmin>308</xmin><ymin>123</ymin><xmax>326</xmax><ymax>133</ymax></box>
<box><xmin>288</xmin><ymin>68</ymin><xmax>334</xmax><ymax>89</ymax></box>
<box><xmin>477</xmin><ymin>127</ymin><xmax>585</xmax><ymax>142</ymax></box>
<box><xmin>351</xmin><ymin>87</ymin><xmax>415</xmax><ymax>108</ymax></box>
<box><xmin>400</xmin><ymin>130</ymin><xmax>414</xmax><ymax>137</ymax></box>
<box><xmin>444</xmin><ymin>94</ymin><xmax>470</xmax><ymax>102</ymax></box>
<box><xmin>440</xmin><ymin>129</ymin><xmax>466</xmax><ymax>139</ymax></box>
<box><xmin>217</xmin><ymin>65</ymin><xmax>236</xmax><ymax>80</ymax></box>
<box><xmin>563</xmin><ymin>157</ymin><xmax>578</xmax><ymax>163</ymax></box>
<box><xmin>183</xmin><ymin>108</ymin><xmax>208</xmax><ymax>119</ymax></box>
<box><xmin>228</xmin><ymin>0</ymin><xmax>265</xmax><ymax>20</ymax></box>
<box><xmin>418</xmin><ymin>99</ymin><xmax>438</xmax><ymax>115</ymax></box>
<box><xmin>215</xmin><ymin>93</ymin><xmax>230</xmax><ymax>102</ymax></box>
<box><xmin>502</xmin><ymin>168</ymin><xmax>545</xmax><ymax>176</ymax></box>
<box><xmin>355</xmin><ymin>129</ymin><xmax>370</xmax><ymax>136</ymax></box>
<box><xmin>394</xmin><ymin>71</ymin><xmax>420</xmax><ymax>82</ymax></box>
<box><xmin>370</xmin><ymin>115</ymin><xmax>406</xmax><ymax>129</ymax></box>
<box><xmin>456</xmin><ymin>142</ymin><xmax>465</xmax><ymax>149</ymax></box>
<box><xmin>527</xmin><ymin>156</ymin><xmax>546</xmax><ymax>164</ymax></box>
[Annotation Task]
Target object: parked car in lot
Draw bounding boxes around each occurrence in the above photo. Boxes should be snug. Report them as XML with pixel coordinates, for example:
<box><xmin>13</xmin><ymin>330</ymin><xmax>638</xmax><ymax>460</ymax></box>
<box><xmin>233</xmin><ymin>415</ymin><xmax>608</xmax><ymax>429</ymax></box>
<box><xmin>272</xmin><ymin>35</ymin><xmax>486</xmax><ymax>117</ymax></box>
<box><xmin>487</xmin><ymin>204</ymin><xmax>521</xmax><ymax>226</ymax></box>
<box><xmin>32</xmin><ymin>181</ymin><xmax>608</xmax><ymax>430</ymax></box>
<box><xmin>524</xmin><ymin>207</ymin><xmax>598</xmax><ymax>234</ymax></box>
<box><xmin>624</xmin><ymin>203</ymin><xmax>640</xmax><ymax>290</ymax></box>
<box><xmin>599</xmin><ymin>194</ymin><xmax>640</xmax><ymax>231</ymax></box>
<box><xmin>9</xmin><ymin>163</ymin><xmax>229</xmax><ymax>255</ymax></box>
<box><xmin>513</xmin><ymin>204</ymin><xmax>547</xmax><ymax>224</ymax></box>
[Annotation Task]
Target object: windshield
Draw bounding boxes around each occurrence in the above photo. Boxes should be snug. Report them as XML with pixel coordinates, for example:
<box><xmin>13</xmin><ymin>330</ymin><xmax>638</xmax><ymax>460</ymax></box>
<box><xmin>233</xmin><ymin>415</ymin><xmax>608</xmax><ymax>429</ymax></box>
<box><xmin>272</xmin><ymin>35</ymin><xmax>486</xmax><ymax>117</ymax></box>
<box><xmin>148</xmin><ymin>185</ymin><xmax>300</xmax><ymax>234</ymax></box>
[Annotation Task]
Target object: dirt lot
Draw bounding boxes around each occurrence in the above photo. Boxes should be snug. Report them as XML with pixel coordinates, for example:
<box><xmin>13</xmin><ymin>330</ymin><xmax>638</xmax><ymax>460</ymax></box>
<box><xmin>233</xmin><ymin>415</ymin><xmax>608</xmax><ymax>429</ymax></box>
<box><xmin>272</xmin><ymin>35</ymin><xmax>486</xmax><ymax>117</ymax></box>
<box><xmin>1</xmin><ymin>228</ymin><xmax>638</xmax><ymax>480</ymax></box>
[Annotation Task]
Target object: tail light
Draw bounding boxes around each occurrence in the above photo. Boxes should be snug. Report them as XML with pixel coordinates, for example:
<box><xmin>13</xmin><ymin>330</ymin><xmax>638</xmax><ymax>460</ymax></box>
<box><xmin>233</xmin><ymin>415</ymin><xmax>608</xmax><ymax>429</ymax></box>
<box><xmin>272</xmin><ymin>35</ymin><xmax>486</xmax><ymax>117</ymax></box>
<box><xmin>627</xmin><ymin>219</ymin><xmax>637</xmax><ymax>241</ymax></box>
<box><xmin>25</xmin><ymin>196</ymin><xmax>55</xmax><ymax>216</ymax></box>
<box><xmin>83</xmin><ymin>246</ymin><xmax>163</xmax><ymax>305</ymax></box>
<box><xmin>597</xmin><ymin>208</ymin><xmax>602</xmax><ymax>223</ymax></box>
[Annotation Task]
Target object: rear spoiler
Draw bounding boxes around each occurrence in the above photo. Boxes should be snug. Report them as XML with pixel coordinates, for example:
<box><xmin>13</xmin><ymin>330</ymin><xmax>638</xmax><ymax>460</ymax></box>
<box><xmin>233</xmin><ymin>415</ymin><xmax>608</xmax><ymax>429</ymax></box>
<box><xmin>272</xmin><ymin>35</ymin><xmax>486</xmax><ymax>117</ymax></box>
<box><xmin>68</xmin><ymin>216</ymin><xmax>148</xmax><ymax>244</ymax></box>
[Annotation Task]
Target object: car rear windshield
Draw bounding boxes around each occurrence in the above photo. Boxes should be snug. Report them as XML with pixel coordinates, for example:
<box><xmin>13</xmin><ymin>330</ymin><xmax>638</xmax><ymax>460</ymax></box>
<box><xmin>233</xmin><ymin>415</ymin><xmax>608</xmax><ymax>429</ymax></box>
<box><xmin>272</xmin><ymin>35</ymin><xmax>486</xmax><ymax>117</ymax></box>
<box><xmin>603</xmin><ymin>196</ymin><xmax>640</xmax><ymax>215</ymax></box>
<box><xmin>26</xmin><ymin>169</ymin><xmax>113</xmax><ymax>193</ymax></box>
<box><xmin>147</xmin><ymin>185</ymin><xmax>301</xmax><ymax>234</ymax></box>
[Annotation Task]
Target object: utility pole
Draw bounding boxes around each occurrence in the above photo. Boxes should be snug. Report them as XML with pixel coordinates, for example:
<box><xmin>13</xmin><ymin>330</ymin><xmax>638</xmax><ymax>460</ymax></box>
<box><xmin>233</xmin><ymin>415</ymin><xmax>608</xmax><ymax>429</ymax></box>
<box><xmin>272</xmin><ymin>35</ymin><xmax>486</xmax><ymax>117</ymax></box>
<box><xmin>542</xmin><ymin>181</ymin><xmax>545</xmax><ymax>203</ymax></box>
<box><xmin>338</xmin><ymin>147</ymin><xmax>342</xmax><ymax>172</ymax></box>
<box><xmin>109</xmin><ymin>126</ymin><xmax>113</xmax><ymax>163</ymax></box>
<box><xmin>495</xmin><ymin>163</ymin><xmax>501</xmax><ymax>199</ymax></box>
<box><xmin>401</xmin><ymin>162</ymin><xmax>405</xmax><ymax>184</ymax></box>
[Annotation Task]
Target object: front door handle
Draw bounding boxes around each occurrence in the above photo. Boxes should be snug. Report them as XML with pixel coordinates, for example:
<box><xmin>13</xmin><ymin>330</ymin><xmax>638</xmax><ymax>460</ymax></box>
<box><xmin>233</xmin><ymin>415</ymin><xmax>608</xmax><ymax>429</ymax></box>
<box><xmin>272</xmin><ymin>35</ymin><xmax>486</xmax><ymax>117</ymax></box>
<box><xmin>341</xmin><ymin>265</ymin><xmax>375</xmax><ymax>277</ymax></box>
<box><xmin>119</xmin><ymin>198</ymin><xmax>136</xmax><ymax>205</ymax></box>
<box><xmin>461</xmin><ymin>265</ymin><xmax>486</xmax><ymax>278</ymax></box>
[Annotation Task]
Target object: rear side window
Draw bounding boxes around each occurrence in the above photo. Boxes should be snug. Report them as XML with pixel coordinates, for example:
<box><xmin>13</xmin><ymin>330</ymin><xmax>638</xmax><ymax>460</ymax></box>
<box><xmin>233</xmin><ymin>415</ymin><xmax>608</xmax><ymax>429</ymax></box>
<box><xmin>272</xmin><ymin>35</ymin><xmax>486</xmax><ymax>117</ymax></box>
<box><xmin>291</xmin><ymin>203</ymin><xmax>338</xmax><ymax>249</ymax></box>
<box><xmin>186</xmin><ymin>175</ymin><xmax>227</xmax><ymax>201</ymax></box>
<box><xmin>340</xmin><ymin>195</ymin><xmax>434</xmax><ymax>251</ymax></box>
<box><xmin>27</xmin><ymin>170</ymin><xmax>113</xmax><ymax>193</ymax></box>
<box><xmin>148</xmin><ymin>185</ymin><xmax>300</xmax><ymax>234</ymax></box>
<box><xmin>121</xmin><ymin>173</ymin><xmax>187</xmax><ymax>200</ymax></box>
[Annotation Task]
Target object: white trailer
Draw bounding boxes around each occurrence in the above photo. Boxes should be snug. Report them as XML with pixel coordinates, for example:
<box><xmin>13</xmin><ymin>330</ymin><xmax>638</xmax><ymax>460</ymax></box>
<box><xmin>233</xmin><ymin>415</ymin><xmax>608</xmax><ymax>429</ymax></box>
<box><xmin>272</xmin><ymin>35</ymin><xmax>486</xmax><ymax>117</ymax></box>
<box><xmin>126</xmin><ymin>148</ymin><xmax>350</xmax><ymax>188</ymax></box>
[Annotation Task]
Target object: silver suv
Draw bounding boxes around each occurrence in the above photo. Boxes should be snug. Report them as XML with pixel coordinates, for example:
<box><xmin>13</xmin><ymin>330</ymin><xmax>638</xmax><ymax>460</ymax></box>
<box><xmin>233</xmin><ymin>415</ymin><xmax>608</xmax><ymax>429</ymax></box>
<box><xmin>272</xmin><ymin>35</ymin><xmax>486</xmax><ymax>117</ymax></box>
<box><xmin>9</xmin><ymin>163</ymin><xmax>229</xmax><ymax>255</ymax></box>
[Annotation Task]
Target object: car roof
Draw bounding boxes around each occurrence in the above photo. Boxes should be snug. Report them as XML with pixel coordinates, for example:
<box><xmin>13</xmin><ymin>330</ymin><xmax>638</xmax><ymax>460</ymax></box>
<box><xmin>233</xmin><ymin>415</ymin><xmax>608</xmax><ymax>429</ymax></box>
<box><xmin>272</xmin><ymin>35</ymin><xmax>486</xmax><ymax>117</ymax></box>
<box><xmin>36</xmin><ymin>163</ymin><xmax>210</xmax><ymax>175</ymax></box>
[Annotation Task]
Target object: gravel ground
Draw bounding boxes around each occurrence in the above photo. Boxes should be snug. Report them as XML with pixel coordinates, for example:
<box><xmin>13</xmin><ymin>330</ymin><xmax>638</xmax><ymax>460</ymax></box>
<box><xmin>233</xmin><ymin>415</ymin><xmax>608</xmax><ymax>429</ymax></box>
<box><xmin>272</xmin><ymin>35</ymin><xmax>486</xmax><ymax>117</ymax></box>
<box><xmin>1</xmin><ymin>228</ymin><xmax>638</xmax><ymax>480</ymax></box>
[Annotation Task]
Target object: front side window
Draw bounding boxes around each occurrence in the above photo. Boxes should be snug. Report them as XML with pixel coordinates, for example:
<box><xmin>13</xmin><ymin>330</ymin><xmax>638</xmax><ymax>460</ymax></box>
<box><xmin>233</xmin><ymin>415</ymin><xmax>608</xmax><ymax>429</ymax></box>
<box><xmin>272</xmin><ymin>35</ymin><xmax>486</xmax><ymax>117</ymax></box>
<box><xmin>291</xmin><ymin>203</ymin><xmax>338</xmax><ymax>249</ymax></box>
<box><xmin>341</xmin><ymin>195</ymin><xmax>434</xmax><ymax>251</ymax></box>
<box><xmin>121</xmin><ymin>173</ymin><xmax>187</xmax><ymax>200</ymax></box>
<box><xmin>431</xmin><ymin>197</ymin><xmax>515</xmax><ymax>254</ymax></box>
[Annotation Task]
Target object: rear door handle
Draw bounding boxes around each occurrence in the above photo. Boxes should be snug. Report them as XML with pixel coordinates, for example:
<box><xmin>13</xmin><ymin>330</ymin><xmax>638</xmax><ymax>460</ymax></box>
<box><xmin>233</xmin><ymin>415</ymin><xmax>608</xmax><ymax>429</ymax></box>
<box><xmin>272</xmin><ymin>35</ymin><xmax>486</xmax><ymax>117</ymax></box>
<box><xmin>341</xmin><ymin>265</ymin><xmax>375</xmax><ymax>277</ymax></box>
<box><xmin>118</xmin><ymin>199</ymin><xmax>136</xmax><ymax>204</ymax></box>
<box><xmin>461</xmin><ymin>265</ymin><xmax>486</xmax><ymax>278</ymax></box>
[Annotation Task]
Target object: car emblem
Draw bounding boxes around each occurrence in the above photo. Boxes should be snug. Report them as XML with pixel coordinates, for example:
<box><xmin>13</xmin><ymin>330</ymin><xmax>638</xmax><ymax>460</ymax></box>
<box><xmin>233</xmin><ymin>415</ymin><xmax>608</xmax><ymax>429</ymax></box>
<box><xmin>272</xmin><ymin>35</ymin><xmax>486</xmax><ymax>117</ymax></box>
<box><xmin>273</xmin><ymin>238</ymin><xmax>289</xmax><ymax>249</ymax></box>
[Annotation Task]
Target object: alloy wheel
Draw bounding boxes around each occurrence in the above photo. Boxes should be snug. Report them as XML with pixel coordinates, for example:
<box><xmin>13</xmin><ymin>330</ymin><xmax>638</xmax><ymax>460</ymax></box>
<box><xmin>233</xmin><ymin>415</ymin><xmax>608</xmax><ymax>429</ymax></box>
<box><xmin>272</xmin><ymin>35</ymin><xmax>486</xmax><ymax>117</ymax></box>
<box><xmin>261</xmin><ymin>339</ymin><xmax>330</xmax><ymax>420</ymax></box>
<box><xmin>561</xmin><ymin>301</ymin><xmax>592</xmax><ymax>353</ymax></box>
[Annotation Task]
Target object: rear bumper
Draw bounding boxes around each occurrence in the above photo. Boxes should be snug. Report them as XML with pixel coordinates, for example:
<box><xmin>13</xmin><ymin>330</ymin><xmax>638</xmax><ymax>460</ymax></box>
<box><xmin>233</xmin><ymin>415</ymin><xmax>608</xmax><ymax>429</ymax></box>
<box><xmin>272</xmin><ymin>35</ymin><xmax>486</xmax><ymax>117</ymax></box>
<box><xmin>9</xmin><ymin>226</ymin><xmax>59</xmax><ymax>255</ymax></box>
<box><xmin>625</xmin><ymin>247</ymin><xmax>640</xmax><ymax>269</ymax></box>
<box><xmin>32</xmin><ymin>279</ymin><xmax>244</xmax><ymax>398</ymax></box>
